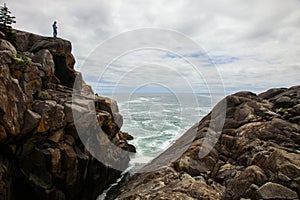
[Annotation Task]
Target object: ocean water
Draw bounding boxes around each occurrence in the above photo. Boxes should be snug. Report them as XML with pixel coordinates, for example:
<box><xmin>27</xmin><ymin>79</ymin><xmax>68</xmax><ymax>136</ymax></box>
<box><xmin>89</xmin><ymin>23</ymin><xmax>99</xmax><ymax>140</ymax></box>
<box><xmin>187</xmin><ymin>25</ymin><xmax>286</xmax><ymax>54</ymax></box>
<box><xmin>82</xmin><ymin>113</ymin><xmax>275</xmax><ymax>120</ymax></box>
<box><xmin>98</xmin><ymin>92</ymin><xmax>222</xmax><ymax>199</ymax></box>
<box><xmin>112</xmin><ymin>93</ymin><xmax>215</xmax><ymax>172</ymax></box>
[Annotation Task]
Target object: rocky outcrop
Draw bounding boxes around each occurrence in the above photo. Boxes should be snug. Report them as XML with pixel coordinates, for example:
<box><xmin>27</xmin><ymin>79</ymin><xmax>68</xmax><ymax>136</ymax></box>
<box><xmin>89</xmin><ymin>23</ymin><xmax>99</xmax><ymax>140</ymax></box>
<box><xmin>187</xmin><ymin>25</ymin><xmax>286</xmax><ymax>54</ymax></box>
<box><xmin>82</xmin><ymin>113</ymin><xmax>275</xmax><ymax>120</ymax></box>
<box><xmin>0</xmin><ymin>29</ymin><xmax>134</xmax><ymax>200</ymax></box>
<box><xmin>116</xmin><ymin>86</ymin><xmax>300</xmax><ymax>200</ymax></box>
<box><xmin>15</xmin><ymin>30</ymin><xmax>76</xmax><ymax>88</ymax></box>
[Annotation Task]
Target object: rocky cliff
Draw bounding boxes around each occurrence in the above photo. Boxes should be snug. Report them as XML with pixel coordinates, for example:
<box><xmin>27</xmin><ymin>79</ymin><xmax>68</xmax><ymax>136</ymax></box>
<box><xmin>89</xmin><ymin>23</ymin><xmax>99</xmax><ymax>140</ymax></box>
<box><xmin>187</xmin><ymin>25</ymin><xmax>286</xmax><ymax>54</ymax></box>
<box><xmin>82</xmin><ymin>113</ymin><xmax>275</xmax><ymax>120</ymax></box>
<box><xmin>116</xmin><ymin>86</ymin><xmax>300</xmax><ymax>200</ymax></box>
<box><xmin>0</xmin><ymin>29</ymin><xmax>134</xmax><ymax>200</ymax></box>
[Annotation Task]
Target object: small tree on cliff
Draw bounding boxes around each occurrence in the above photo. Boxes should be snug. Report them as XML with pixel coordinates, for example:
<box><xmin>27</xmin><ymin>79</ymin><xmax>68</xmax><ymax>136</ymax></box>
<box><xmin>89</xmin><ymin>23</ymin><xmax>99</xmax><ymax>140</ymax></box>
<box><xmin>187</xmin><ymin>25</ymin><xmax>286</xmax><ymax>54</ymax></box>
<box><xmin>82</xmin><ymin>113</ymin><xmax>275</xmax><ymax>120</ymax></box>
<box><xmin>0</xmin><ymin>3</ymin><xmax>16</xmax><ymax>29</ymax></box>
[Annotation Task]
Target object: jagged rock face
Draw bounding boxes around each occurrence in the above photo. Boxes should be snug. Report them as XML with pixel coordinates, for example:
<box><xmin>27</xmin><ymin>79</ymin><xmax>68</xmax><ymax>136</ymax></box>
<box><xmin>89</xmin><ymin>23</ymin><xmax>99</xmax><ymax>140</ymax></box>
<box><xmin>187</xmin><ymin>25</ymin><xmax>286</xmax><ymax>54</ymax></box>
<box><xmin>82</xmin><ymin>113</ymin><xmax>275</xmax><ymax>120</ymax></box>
<box><xmin>0</xmin><ymin>39</ymin><xmax>17</xmax><ymax>54</ymax></box>
<box><xmin>14</xmin><ymin>30</ymin><xmax>76</xmax><ymax>88</ymax></box>
<box><xmin>0</xmin><ymin>51</ymin><xmax>27</xmax><ymax>137</ymax></box>
<box><xmin>0</xmin><ymin>30</ymin><xmax>134</xmax><ymax>200</ymax></box>
<box><xmin>116</xmin><ymin>86</ymin><xmax>300</xmax><ymax>200</ymax></box>
<box><xmin>32</xmin><ymin>49</ymin><xmax>57</xmax><ymax>86</ymax></box>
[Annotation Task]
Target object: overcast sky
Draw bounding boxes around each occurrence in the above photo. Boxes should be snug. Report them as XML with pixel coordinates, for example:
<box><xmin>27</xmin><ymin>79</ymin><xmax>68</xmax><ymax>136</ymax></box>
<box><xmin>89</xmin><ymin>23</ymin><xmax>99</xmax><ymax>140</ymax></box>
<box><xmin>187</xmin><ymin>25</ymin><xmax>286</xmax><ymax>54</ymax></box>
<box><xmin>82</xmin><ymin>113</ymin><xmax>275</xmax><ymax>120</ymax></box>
<box><xmin>5</xmin><ymin>0</ymin><xmax>300</xmax><ymax>94</ymax></box>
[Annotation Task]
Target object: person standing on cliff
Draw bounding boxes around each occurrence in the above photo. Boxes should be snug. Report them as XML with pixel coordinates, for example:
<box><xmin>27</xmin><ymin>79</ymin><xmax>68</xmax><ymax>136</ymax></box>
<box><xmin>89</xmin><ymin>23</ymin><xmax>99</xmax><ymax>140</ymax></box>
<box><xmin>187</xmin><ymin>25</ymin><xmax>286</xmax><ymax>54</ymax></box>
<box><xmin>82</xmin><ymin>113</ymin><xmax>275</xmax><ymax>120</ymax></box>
<box><xmin>52</xmin><ymin>21</ymin><xmax>57</xmax><ymax>37</ymax></box>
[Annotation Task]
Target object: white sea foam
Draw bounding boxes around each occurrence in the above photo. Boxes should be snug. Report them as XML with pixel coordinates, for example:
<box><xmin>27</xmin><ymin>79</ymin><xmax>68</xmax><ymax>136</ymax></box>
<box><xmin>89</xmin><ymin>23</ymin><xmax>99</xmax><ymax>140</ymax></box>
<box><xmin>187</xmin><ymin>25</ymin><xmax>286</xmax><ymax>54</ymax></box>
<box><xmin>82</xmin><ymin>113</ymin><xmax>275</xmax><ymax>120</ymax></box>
<box><xmin>111</xmin><ymin>93</ymin><xmax>212</xmax><ymax>173</ymax></box>
<box><xmin>130</xmin><ymin>156</ymin><xmax>153</xmax><ymax>164</ymax></box>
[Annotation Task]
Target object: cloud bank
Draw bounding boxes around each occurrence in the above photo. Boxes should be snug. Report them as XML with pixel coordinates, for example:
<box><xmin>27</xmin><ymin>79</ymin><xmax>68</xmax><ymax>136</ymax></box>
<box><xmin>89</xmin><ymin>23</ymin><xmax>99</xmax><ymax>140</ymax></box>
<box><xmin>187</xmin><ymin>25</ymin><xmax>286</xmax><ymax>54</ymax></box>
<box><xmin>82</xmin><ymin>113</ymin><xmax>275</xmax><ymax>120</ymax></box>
<box><xmin>6</xmin><ymin>0</ymin><xmax>300</xmax><ymax>94</ymax></box>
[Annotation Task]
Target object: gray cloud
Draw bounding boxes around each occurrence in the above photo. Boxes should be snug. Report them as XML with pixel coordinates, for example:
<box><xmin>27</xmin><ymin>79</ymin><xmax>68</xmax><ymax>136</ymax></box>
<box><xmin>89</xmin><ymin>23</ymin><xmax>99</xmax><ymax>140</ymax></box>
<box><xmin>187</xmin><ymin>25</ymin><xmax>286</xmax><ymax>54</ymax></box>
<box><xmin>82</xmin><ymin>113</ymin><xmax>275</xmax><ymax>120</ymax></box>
<box><xmin>6</xmin><ymin>0</ymin><xmax>300</xmax><ymax>94</ymax></box>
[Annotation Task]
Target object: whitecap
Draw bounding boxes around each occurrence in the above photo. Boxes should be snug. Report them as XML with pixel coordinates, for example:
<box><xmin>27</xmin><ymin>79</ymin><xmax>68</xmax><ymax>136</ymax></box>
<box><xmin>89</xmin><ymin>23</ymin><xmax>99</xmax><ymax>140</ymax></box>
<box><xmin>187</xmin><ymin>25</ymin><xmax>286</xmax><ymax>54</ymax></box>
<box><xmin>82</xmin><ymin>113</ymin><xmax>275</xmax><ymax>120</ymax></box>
<box><xmin>130</xmin><ymin>156</ymin><xmax>153</xmax><ymax>165</ymax></box>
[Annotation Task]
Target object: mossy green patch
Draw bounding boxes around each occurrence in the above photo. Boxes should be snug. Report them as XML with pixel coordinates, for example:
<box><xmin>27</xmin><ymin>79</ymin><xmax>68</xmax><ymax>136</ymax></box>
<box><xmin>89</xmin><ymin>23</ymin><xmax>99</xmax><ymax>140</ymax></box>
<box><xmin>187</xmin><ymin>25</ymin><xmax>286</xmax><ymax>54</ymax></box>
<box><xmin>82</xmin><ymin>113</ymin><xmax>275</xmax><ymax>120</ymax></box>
<box><xmin>39</xmin><ymin>92</ymin><xmax>51</xmax><ymax>100</ymax></box>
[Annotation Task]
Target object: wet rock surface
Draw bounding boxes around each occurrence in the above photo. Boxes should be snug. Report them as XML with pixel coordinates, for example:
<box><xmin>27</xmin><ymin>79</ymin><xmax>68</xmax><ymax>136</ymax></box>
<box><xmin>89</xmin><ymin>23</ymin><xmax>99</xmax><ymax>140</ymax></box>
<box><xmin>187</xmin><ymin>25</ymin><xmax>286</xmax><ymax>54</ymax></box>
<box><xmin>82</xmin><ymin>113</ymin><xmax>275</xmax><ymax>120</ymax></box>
<box><xmin>0</xmin><ymin>29</ymin><xmax>134</xmax><ymax>200</ymax></box>
<box><xmin>116</xmin><ymin>86</ymin><xmax>300</xmax><ymax>199</ymax></box>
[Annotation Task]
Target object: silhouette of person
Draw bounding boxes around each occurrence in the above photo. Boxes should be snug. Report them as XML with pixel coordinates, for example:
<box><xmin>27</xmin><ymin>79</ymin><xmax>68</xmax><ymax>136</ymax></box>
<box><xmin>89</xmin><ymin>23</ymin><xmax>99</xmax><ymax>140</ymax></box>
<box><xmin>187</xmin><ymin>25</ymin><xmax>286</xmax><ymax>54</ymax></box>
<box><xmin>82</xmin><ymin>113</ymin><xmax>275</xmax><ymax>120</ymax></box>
<box><xmin>52</xmin><ymin>21</ymin><xmax>57</xmax><ymax>37</ymax></box>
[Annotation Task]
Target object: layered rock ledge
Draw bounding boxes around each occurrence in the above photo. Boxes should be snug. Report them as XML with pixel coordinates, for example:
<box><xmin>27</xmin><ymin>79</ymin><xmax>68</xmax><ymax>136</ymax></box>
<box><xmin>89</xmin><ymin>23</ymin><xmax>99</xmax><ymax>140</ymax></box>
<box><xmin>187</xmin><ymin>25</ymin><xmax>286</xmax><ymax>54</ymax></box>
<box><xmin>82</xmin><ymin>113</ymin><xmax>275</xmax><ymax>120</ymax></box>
<box><xmin>0</xmin><ymin>29</ymin><xmax>134</xmax><ymax>199</ymax></box>
<box><xmin>116</xmin><ymin>86</ymin><xmax>300</xmax><ymax>200</ymax></box>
